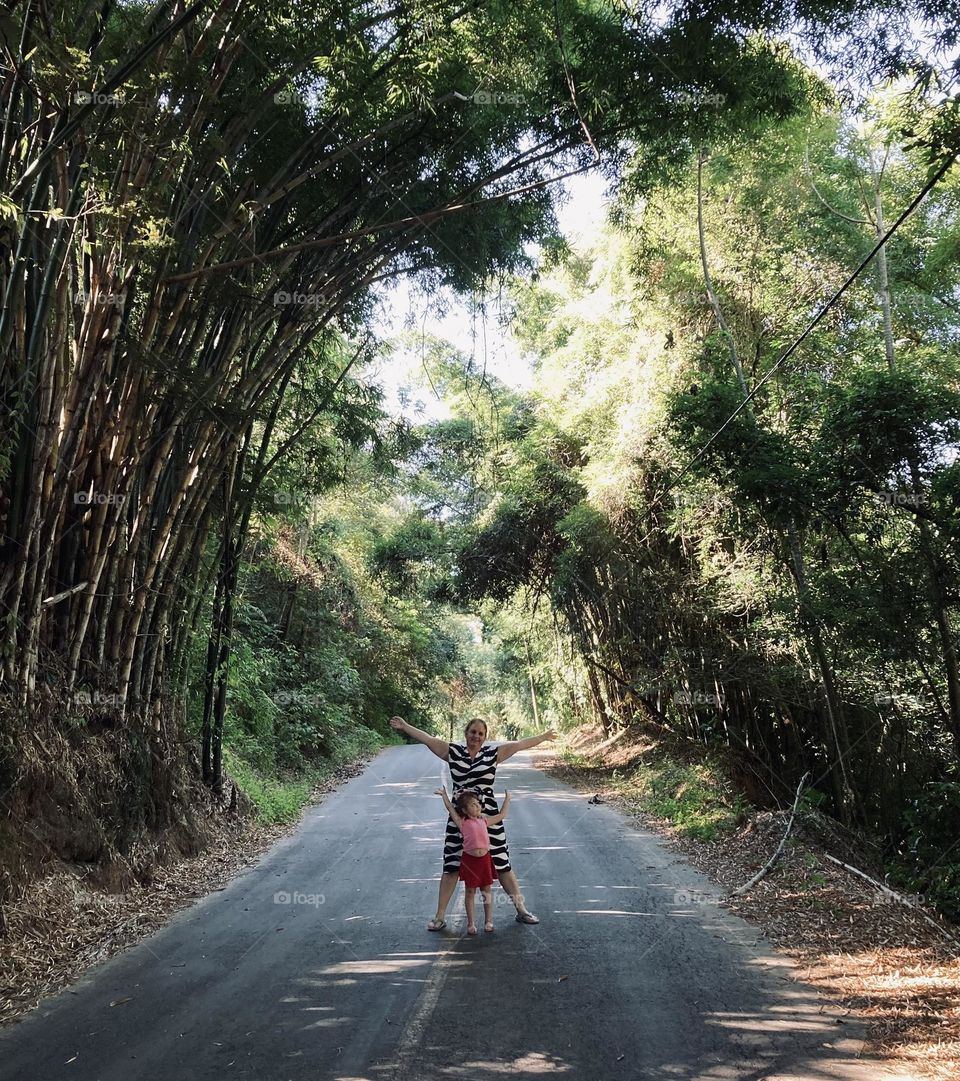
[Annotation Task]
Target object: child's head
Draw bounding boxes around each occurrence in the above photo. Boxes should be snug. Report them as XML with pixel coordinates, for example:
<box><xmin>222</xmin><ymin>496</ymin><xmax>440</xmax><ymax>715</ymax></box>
<box><xmin>455</xmin><ymin>790</ymin><xmax>483</xmax><ymax>818</ymax></box>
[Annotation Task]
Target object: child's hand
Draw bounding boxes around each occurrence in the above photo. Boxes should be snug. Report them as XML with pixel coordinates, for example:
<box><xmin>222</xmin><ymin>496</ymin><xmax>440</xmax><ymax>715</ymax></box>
<box><xmin>434</xmin><ymin>787</ymin><xmax>447</xmax><ymax>796</ymax></box>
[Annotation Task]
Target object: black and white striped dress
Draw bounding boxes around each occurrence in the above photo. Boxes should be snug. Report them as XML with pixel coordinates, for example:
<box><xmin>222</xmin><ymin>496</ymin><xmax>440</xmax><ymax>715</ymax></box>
<box><xmin>443</xmin><ymin>743</ymin><xmax>511</xmax><ymax>874</ymax></box>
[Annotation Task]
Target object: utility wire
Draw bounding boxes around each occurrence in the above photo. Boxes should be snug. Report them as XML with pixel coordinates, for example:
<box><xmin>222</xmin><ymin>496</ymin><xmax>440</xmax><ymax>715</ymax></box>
<box><xmin>665</xmin><ymin>151</ymin><xmax>957</xmax><ymax>496</ymax></box>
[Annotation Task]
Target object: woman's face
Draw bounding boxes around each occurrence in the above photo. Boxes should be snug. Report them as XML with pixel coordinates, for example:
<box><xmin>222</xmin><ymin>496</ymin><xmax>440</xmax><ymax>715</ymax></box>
<box><xmin>465</xmin><ymin>722</ymin><xmax>486</xmax><ymax>751</ymax></box>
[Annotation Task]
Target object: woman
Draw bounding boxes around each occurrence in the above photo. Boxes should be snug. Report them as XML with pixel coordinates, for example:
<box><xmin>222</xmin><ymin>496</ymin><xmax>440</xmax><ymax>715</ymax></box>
<box><xmin>389</xmin><ymin>714</ymin><xmax>556</xmax><ymax>931</ymax></box>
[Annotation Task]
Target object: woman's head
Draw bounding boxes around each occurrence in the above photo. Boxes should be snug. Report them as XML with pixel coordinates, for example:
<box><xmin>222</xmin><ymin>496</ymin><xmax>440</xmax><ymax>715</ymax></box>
<box><xmin>464</xmin><ymin>717</ymin><xmax>488</xmax><ymax>749</ymax></box>
<box><xmin>455</xmin><ymin>790</ymin><xmax>483</xmax><ymax>818</ymax></box>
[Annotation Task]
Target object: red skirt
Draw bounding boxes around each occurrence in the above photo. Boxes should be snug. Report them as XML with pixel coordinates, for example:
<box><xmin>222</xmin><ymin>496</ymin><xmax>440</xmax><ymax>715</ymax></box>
<box><xmin>459</xmin><ymin>851</ymin><xmax>498</xmax><ymax>889</ymax></box>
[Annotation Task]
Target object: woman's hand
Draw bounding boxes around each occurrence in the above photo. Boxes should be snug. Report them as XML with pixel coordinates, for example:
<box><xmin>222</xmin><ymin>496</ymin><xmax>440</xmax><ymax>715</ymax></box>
<box><xmin>497</xmin><ymin>729</ymin><xmax>558</xmax><ymax>763</ymax></box>
<box><xmin>390</xmin><ymin>718</ymin><xmax>449</xmax><ymax>760</ymax></box>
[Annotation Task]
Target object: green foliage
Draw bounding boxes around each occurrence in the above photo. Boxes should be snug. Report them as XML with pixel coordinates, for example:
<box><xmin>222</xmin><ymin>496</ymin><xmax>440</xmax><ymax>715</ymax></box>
<box><xmin>371</xmin><ymin>515</ymin><xmax>450</xmax><ymax>597</ymax></box>
<box><xmin>818</xmin><ymin>367</ymin><xmax>960</xmax><ymax>481</ymax></box>
<box><xmin>887</xmin><ymin>780</ymin><xmax>960</xmax><ymax>917</ymax></box>
<box><xmin>414</xmin><ymin>88</ymin><xmax>960</xmax><ymax>917</ymax></box>
<box><xmin>458</xmin><ymin>444</ymin><xmax>586</xmax><ymax>603</ymax></box>
<box><xmin>619</xmin><ymin>760</ymin><xmax>748</xmax><ymax>841</ymax></box>
<box><xmin>223</xmin><ymin>748</ymin><xmax>314</xmax><ymax>824</ymax></box>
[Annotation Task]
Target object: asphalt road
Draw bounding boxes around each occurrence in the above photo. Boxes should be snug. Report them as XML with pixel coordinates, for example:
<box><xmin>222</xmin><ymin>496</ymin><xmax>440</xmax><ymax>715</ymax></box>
<box><xmin>1</xmin><ymin>746</ymin><xmax>889</xmax><ymax>1081</ymax></box>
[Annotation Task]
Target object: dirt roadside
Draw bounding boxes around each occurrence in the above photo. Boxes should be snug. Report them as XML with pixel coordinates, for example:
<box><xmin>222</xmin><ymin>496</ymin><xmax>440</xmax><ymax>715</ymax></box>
<box><xmin>532</xmin><ymin>726</ymin><xmax>960</xmax><ymax>1081</ymax></box>
<box><xmin>0</xmin><ymin>757</ymin><xmax>371</xmax><ymax>1027</ymax></box>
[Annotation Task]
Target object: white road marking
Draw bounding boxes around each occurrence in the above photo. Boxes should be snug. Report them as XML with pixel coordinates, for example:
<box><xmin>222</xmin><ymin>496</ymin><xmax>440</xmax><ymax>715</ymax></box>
<box><xmin>387</xmin><ymin>932</ymin><xmax>463</xmax><ymax>1077</ymax></box>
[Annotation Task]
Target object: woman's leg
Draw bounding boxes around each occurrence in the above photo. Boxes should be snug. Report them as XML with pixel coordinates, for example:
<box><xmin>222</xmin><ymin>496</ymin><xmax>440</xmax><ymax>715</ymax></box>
<box><xmin>465</xmin><ymin>887</ymin><xmax>478</xmax><ymax>934</ymax></box>
<box><xmin>497</xmin><ymin>869</ymin><xmax>539</xmax><ymax>921</ymax></box>
<box><xmin>429</xmin><ymin>871</ymin><xmax>459</xmax><ymax>927</ymax></box>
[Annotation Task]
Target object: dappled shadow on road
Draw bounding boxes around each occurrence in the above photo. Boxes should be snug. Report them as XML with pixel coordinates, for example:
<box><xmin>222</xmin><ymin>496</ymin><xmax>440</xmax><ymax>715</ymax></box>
<box><xmin>266</xmin><ymin>908</ymin><xmax>881</xmax><ymax>1081</ymax></box>
<box><xmin>266</xmin><ymin>752</ymin><xmax>884</xmax><ymax>1080</ymax></box>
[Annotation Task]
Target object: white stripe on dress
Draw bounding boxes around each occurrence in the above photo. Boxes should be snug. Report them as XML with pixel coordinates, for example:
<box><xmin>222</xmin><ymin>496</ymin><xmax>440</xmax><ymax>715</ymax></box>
<box><xmin>442</xmin><ymin>743</ymin><xmax>511</xmax><ymax>873</ymax></box>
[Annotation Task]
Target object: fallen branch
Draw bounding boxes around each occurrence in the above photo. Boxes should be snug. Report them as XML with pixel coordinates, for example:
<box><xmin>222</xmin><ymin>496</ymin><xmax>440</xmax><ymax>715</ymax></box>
<box><xmin>732</xmin><ymin>771</ymin><xmax>809</xmax><ymax>896</ymax></box>
<box><xmin>822</xmin><ymin>853</ymin><xmax>958</xmax><ymax>946</ymax></box>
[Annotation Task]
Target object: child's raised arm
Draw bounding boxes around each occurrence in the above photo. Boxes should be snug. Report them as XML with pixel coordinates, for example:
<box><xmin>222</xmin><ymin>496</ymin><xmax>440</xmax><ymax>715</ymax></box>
<box><xmin>435</xmin><ymin>787</ymin><xmax>462</xmax><ymax>827</ymax></box>
<box><xmin>484</xmin><ymin>790</ymin><xmax>510</xmax><ymax>825</ymax></box>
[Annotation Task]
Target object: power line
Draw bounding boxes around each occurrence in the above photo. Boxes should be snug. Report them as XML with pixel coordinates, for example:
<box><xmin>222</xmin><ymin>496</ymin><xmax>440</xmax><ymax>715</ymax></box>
<box><xmin>665</xmin><ymin>151</ymin><xmax>957</xmax><ymax>496</ymax></box>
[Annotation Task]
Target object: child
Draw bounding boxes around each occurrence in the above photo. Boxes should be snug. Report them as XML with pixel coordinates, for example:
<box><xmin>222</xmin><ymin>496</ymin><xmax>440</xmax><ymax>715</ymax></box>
<box><xmin>435</xmin><ymin>785</ymin><xmax>510</xmax><ymax>935</ymax></box>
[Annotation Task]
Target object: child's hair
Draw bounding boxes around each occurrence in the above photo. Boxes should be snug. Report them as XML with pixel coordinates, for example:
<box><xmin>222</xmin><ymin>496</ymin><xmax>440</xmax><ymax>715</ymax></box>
<box><xmin>454</xmin><ymin>788</ymin><xmax>482</xmax><ymax>816</ymax></box>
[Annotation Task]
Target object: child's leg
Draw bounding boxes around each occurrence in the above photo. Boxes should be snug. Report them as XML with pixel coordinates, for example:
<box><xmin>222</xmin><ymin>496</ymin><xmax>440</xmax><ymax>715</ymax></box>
<box><xmin>482</xmin><ymin>886</ymin><xmax>494</xmax><ymax>931</ymax></box>
<box><xmin>464</xmin><ymin>887</ymin><xmax>477</xmax><ymax>933</ymax></box>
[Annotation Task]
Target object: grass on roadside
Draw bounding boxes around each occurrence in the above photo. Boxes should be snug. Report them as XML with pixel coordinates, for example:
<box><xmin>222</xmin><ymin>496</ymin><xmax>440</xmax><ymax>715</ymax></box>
<box><xmin>224</xmin><ymin>726</ymin><xmax>394</xmax><ymax>823</ymax></box>
<box><xmin>223</xmin><ymin>748</ymin><xmax>314</xmax><ymax>822</ymax></box>
<box><xmin>560</xmin><ymin>741</ymin><xmax>747</xmax><ymax>841</ymax></box>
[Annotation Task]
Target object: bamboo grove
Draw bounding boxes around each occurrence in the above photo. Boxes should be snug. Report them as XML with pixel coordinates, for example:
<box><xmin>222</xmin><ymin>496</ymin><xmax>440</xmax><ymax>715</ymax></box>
<box><xmin>0</xmin><ymin>0</ymin><xmax>878</xmax><ymax>780</ymax></box>
<box><xmin>1</xmin><ymin>0</ymin><xmax>959</xmax><ymax>888</ymax></box>
<box><xmin>1</xmin><ymin>0</ymin><xmax>640</xmax><ymax>776</ymax></box>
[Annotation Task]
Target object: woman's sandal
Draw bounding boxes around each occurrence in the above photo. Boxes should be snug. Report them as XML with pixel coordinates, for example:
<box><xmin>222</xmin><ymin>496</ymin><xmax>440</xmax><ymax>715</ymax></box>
<box><xmin>484</xmin><ymin>923</ymin><xmax>495</xmax><ymax>933</ymax></box>
<box><xmin>467</xmin><ymin>925</ymin><xmax>478</xmax><ymax>936</ymax></box>
<box><xmin>515</xmin><ymin>911</ymin><xmax>540</xmax><ymax>925</ymax></box>
<box><xmin>426</xmin><ymin>918</ymin><xmax>447</xmax><ymax>932</ymax></box>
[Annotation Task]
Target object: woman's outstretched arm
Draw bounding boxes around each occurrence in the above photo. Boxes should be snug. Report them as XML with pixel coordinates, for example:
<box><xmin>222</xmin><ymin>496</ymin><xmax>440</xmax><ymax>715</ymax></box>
<box><xmin>390</xmin><ymin>716</ymin><xmax>450</xmax><ymax>761</ymax></box>
<box><xmin>496</xmin><ymin>730</ymin><xmax>557</xmax><ymax>763</ymax></box>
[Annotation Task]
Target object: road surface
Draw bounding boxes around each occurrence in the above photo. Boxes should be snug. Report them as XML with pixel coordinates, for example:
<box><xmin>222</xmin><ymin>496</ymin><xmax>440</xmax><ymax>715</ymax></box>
<box><xmin>1</xmin><ymin>746</ymin><xmax>887</xmax><ymax>1080</ymax></box>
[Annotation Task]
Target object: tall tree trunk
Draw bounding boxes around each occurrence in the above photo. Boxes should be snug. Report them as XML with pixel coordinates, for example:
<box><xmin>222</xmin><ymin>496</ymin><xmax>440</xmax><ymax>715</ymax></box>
<box><xmin>524</xmin><ymin>638</ymin><xmax>541</xmax><ymax>728</ymax></box>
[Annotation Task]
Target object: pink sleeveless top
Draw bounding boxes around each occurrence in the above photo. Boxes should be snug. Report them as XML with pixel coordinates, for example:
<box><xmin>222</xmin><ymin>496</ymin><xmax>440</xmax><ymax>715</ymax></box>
<box><xmin>460</xmin><ymin>815</ymin><xmax>489</xmax><ymax>853</ymax></box>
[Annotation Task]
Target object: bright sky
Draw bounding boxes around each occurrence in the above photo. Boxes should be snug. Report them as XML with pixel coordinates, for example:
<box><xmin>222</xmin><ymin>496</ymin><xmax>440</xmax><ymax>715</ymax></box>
<box><xmin>369</xmin><ymin>169</ymin><xmax>610</xmax><ymax>419</ymax></box>
<box><xmin>362</xmin><ymin>9</ymin><xmax>959</xmax><ymax>423</ymax></box>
